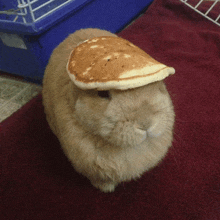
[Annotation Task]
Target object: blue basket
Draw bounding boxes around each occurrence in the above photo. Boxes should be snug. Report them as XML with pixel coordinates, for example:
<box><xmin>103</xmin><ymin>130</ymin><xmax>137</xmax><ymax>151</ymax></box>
<box><xmin>0</xmin><ymin>0</ymin><xmax>153</xmax><ymax>83</ymax></box>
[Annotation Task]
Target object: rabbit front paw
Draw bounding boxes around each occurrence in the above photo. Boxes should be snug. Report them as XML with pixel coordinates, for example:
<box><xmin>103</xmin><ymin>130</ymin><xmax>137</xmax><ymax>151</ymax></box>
<box><xmin>92</xmin><ymin>181</ymin><xmax>117</xmax><ymax>193</ymax></box>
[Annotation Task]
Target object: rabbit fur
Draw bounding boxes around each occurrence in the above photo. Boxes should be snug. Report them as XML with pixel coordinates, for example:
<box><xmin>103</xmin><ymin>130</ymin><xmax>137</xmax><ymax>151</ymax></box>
<box><xmin>42</xmin><ymin>28</ymin><xmax>175</xmax><ymax>193</ymax></box>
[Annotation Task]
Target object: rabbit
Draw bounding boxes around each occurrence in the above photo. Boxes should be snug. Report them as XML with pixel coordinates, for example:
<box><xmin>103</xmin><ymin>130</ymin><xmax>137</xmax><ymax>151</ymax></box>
<box><xmin>42</xmin><ymin>28</ymin><xmax>175</xmax><ymax>193</ymax></box>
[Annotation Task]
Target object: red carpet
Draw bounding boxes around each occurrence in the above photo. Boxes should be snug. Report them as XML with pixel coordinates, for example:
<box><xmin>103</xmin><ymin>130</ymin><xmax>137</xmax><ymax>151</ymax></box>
<box><xmin>1</xmin><ymin>0</ymin><xmax>220</xmax><ymax>219</ymax></box>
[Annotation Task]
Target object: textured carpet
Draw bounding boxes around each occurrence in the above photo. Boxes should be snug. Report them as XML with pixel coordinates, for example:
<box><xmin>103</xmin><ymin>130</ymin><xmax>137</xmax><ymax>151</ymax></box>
<box><xmin>1</xmin><ymin>0</ymin><xmax>220</xmax><ymax>219</ymax></box>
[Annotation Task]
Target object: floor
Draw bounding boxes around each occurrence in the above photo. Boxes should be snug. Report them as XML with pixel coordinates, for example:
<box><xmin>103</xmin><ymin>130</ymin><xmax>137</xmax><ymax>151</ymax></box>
<box><xmin>0</xmin><ymin>73</ymin><xmax>42</xmax><ymax>122</ymax></box>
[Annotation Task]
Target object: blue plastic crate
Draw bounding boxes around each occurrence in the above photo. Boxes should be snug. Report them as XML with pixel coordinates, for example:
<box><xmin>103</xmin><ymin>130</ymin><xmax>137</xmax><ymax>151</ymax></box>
<box><xmin>0</xmin><ymin>0</ymin><xmax>153</xmax><ymax>83</ymax></box>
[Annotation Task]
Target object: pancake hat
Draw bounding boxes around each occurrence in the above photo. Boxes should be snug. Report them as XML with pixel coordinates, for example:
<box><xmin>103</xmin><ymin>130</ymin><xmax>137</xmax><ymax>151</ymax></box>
<box><xmin>67</xmin><ymin>36</ymin><xmax>175</xmax><ymax>90</ymax></box>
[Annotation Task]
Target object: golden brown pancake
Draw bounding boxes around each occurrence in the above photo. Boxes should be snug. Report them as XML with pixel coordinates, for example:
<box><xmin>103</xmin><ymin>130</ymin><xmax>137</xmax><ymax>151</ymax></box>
<box><xmin>67</xmin><ymin>36</ymin><xmax>175</xmax><ymax>90</ymax></box>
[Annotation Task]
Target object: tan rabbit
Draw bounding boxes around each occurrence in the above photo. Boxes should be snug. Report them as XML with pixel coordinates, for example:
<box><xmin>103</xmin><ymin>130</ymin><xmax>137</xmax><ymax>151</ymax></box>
<box><xmin>42</xmin><ymin>28</ymin><xmax>175</xmax><ymax>193</ymax></box>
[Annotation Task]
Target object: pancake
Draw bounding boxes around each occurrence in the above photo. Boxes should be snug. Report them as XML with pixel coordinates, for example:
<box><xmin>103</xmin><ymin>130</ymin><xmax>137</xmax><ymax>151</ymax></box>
<box><xmin>66</xmin><ymin>36</ymin><xmax>175</xmax><ymax>90</ymax></box>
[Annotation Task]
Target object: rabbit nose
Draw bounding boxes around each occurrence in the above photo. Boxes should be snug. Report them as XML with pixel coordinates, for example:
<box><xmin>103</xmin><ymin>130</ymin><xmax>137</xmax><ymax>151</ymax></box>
<box><xmin>134</xmin><ymin>128</ymin><xmax>147</xmax><ymax>145</ymax></box>
<box><xmin>147</xmin><ymin>121</ymin><xmax>162</xmax><ymax>138</ymax></box>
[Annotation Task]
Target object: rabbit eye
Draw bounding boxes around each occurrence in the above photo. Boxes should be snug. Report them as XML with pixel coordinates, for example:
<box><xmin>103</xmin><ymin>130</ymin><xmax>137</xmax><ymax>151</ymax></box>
<box><xmin>97</xmin><ymin>90</ymin><xmax>111</xmax><ymax>99</ymax></box>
